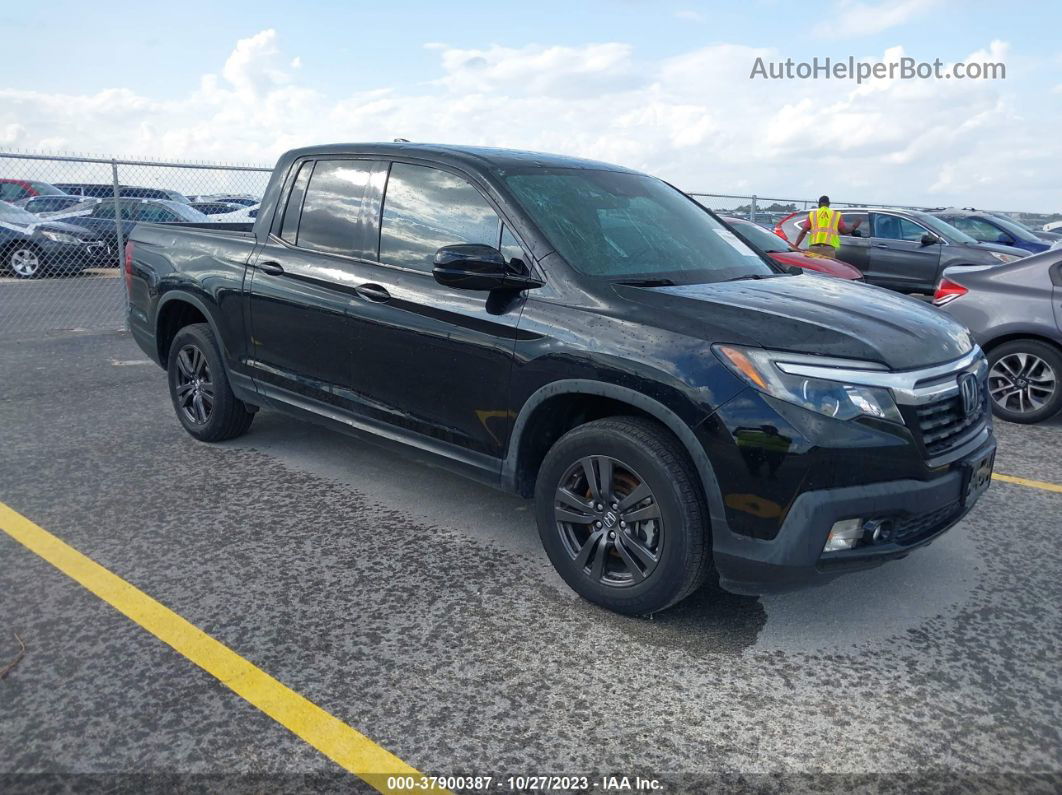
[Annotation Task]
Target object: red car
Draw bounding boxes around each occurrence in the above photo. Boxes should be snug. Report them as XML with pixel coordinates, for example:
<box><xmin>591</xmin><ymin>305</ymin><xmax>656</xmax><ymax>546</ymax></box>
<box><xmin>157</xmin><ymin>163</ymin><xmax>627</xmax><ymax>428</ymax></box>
<box><xmin>721</xmin><ymin>216</ymin><xmax>863</xmax><ymax>280</ymax></box>
<box><xmin>0</xmin><ymin>178</ymin><xmax>67</xmax><ymax>204</ymax></box>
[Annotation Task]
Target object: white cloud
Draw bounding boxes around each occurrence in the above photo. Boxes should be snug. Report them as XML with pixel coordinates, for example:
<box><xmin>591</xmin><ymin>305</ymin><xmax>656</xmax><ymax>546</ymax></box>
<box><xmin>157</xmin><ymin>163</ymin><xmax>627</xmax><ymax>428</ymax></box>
<box><xmin>814</xmin><ymin>0</ymin><xmax>942</xmax><ymax>40</ymax></box>
<box><xmin>0</xmin><ymin>29</ymin><xmax>1057</xmax><ymax>211</ymax></box>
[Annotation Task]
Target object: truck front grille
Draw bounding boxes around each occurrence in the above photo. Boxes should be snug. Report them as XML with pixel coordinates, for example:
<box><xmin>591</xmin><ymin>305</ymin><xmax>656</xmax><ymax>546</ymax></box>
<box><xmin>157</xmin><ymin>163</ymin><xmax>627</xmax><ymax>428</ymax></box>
<box><xmin>913</xmin><ymin>387</ymin><xmax>987</xmax><ymax>457</ymax></box>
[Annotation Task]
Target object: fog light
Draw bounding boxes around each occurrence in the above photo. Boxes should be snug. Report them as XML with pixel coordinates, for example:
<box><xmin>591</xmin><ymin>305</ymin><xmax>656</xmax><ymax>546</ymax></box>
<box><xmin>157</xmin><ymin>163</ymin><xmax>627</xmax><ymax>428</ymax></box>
<box><xmin>824</xmin><ymin>518</ymin><xmax>863</xmax><ymax>552</ymax></box>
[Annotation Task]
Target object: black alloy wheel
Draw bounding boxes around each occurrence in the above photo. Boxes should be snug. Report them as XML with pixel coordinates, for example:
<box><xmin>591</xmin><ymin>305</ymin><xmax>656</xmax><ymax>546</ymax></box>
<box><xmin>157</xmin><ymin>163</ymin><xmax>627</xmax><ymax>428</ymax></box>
<box><xmin>173</xmin><ymin>343</ymin><xmax>214</xmax><ymax>425</ymax></box>
<box><xmin>166</xmin><ymin>323</ymin><xmax>255</xmax><ymax>441</ymax></box>
<box><xmin>535</xmin><ymin>416</ymin><xmax>712</xmax><ymax>615</ymax></box>
<box><xmin>554</xmin><ymin>455</ymin><xmax>663</xmax><ymax>587</ymax></box>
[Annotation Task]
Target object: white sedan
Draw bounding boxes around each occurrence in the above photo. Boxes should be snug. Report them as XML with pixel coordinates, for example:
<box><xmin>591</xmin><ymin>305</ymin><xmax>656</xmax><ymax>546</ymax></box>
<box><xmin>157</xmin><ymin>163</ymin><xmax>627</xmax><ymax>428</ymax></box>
<box><xmin>208</xmin><ymin>204</ymin><xmax>260</xmax><ymax>223</ymax></box>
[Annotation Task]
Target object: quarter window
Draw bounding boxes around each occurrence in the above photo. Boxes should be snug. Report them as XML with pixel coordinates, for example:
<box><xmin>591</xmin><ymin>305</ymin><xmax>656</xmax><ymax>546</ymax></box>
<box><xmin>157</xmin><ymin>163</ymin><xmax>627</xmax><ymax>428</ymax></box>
<box><xmin>379</xmin><ymin>163</ymin><xmax>501</xmax><ymax>272</ymax></box>
<box><xmin>296</xmin><ymin>160</ymin><xmax>373</xmax><ymax>255</ymax></box>
<box><xmin>280</xmin><ymin>161</ymin><xmax>312</xmax><ymax>243</ymax></box>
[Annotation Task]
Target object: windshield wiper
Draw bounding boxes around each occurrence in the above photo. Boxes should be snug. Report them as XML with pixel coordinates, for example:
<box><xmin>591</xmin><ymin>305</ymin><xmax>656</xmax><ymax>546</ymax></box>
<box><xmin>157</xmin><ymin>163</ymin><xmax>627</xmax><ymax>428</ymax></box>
<box><xmin>613</xmin><ymin>278</ymin><xmax>675</xmax><ymax>287</ymax></box>
<box><xmin>720</xmin><ymin>273</ymin><xmax>783</xmax><ymax>283</ymax></box>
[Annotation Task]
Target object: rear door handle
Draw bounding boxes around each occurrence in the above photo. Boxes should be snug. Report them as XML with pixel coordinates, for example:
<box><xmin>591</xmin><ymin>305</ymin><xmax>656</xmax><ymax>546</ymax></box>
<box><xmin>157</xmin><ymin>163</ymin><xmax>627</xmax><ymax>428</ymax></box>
<box><xmin>258</xmin><ymin>260</ymin><xmax>284</xmax><ymax>275</ymax></box>
<box><xmin>872</xmin><ymin>244</ymin><xmax>890</xmax><ymax>248</ymax></box>
<box><xmin>354</xmin><ymin>283</ymin><xmax>391</xmax><ymax>303</ymax></box>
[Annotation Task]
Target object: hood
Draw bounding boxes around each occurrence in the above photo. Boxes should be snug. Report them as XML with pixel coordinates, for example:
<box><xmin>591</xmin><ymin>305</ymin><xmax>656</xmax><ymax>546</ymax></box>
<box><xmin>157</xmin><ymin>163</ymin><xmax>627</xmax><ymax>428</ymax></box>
<box><xmin>614</xmin><ymin>274</ymin><xmax>973</xmax><ymax>370</ymax></box>
<box><xmin>967</xmin><ymin>240</ymin><xmax>1029</xmax><ymax>258</ymax></box>
<box><xmin>1033</xmin><ymin>230</ymin><xmax>1061</xmax><ymax>243</ymax></box>
<box><xmin>38</xmin><ymin>220</ymin><xmax>99</xmax><ymax>238</ymax></box>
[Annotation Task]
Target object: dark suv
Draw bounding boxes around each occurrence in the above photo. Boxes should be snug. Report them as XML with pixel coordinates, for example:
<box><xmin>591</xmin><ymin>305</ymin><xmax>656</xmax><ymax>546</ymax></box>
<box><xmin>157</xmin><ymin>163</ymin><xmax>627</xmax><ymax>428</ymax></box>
<box><xmin>778</xmin><ymin>207</ymin><xmax>1028</xmax><ymax>292</ymax></box>
<box><xmin>127</xmin><ymin>143</ymin><xmax>997</xmax><ymax>615</ymax></box>
<box><xmin>927</xmin><ymin>208</ymin><xmax>1052</xmax><ymax>255</ymax></box>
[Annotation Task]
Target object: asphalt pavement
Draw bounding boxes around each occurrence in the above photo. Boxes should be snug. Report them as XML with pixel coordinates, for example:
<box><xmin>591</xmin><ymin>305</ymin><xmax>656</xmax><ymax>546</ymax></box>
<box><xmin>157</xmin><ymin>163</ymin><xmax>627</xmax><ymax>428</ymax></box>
<box><xmin>1</xmin><ymin>329</ymin><xmax>1060</xmax><ymax>793</ymax></box>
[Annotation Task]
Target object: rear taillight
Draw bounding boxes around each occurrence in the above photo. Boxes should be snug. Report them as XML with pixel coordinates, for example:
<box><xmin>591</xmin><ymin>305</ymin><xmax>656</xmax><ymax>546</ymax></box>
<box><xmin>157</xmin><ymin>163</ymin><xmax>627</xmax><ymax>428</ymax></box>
<box><xmin>123</xmin><ymin>241</ymin><xmax>134</xmax><ymax>292</ymax></box>
<box><xmin>932</xmin><ymin>277</ymin><xmax>968</xmax><ymax>306</ymax></box>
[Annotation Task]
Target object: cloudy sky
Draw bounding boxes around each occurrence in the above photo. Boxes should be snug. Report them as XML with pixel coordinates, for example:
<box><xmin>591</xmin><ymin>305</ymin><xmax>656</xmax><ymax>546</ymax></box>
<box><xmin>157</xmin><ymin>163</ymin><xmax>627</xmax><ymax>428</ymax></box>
<box><xmin>2</xmin><ymin>0</ymin><xmax>1060</xmax><ymax>211</ymax></box>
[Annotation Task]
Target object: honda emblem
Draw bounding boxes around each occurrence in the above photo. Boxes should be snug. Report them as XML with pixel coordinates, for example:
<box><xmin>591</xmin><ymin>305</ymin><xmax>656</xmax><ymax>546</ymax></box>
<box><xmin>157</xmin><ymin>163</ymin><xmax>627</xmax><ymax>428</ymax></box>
<box><xmin>958</xmin><ymin>373</ymin><xmax>980</xmax><ymax>417</ymax></box>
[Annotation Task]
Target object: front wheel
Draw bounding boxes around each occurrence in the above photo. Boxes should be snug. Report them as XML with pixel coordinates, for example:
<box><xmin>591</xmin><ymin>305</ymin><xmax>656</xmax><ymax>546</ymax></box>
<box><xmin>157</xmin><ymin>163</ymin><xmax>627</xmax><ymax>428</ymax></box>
<box><xmin>987</xmin><ymin>340</ymin><xmax>1062</xmax><ymax>424</ymax></box>
<box><xmin>167</xmin><ymin>323</ymin><xmax>254</xmax><ymax>442</ymax></box>
<box><xmin>535</xmin><ymin>416</ymin><xmax>712</xmax><ymax>615</ymax></box>
<box><xmin>8</xmin><ymin>245</ymin><xmax>44</xmax><ymax>278</ymax></box>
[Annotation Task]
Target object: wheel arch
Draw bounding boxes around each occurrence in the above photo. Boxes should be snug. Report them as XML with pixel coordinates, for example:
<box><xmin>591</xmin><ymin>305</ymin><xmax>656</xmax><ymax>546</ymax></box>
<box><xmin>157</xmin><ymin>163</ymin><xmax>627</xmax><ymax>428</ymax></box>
<box><xmin>982</xmin><ymin>331</ymin><xmax>1062</xmax><ymax>357</ymax></box>
<box><xmin>503</xmin><ymin>380</ymin><xmax>726</xmax><ymax>528</ymax></box>
<box><xmin>155</xmin><ymin>291</ymin><xmax>225</xmax><ymax>366</ymax></box>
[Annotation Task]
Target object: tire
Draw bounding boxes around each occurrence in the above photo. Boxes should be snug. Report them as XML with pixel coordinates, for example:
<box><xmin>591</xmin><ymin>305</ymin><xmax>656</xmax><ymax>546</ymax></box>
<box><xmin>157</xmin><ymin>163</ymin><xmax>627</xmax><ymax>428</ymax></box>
<box><xmin>987</xmin><ymin>339</ymin><xmax>1062</xmax><ymax>424</ymax></box>
<box><xmin>534</xmin><ymin>416</ymin><xmax>712</xmax><ymax>616</ymax></box>
<box><xmin>7</xmin><ymin>245</ymin><xmax>44</xmax><ymax>279</ymax></box>
<box><xmin>167</xmin><ymin>323</ymin><xmax>254</xmax><ymax>442</ymax></box>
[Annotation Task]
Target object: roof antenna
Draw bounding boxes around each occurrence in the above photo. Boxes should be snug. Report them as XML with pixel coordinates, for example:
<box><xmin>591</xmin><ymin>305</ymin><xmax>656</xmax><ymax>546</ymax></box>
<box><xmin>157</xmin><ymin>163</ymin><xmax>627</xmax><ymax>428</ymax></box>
<box><xmin>393</xmin><ymin>137</ymin><xmax>410</xmax><ymax>143</ymax></box>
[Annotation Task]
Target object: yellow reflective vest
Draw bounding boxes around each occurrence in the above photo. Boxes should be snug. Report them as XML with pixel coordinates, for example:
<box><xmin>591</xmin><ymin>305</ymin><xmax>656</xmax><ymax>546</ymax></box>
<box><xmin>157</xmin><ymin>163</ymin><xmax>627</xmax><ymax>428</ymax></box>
<box><xmin>808</xmin><ymin>207</ymin><xmax>842</xmax><ymax>247</ymax></box>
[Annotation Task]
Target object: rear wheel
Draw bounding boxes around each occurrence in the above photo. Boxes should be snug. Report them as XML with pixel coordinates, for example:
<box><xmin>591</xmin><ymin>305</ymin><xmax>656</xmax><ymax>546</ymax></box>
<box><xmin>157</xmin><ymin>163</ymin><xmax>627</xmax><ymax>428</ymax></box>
<box><xmin>535</xmin><ymin>416</ymin><xmax>711</xmax><ymax>615</ymax></box>
<box><xmin>167</xmin><ymin>323</ymin><xmax>254</xmax><ymax>441</ymax></box>
<box><xmin>987</xmin><ymin>340</ymin><xmax>1062</xmax><ymax>424</ymax></box>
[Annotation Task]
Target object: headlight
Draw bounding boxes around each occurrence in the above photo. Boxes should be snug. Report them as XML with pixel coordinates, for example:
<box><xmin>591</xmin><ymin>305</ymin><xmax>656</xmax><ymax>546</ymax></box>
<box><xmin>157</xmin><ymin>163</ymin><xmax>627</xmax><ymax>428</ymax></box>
<box><xmin>989</xmin><ymin>251</ymin><xmax>1020</xmax><ymax>263</ymax></box>
<box><xmin>714</xmin><ymin>344</ymin><xmax>903</xmax><ymax>423</ymax></box>
<box><xmin>41</xmin><ymin>229</ymin><xmax>82</xmax><ymax>245</ymax></box>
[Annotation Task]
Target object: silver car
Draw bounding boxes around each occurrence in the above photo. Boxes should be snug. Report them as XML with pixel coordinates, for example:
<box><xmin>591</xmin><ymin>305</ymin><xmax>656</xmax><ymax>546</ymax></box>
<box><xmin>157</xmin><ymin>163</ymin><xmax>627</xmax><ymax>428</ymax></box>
<box><xmin>934</xmin><ymin>251</ymin><xmax>1062</xmax><ymax>423</ymax></box>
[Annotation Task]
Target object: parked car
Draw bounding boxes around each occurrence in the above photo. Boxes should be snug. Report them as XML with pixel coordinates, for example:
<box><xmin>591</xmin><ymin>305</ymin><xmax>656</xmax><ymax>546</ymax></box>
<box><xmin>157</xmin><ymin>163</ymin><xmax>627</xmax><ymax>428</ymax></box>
<box><xmin>721</xmin><ymin>216</ymin><xmax>862</xmax><ymax>279</ymax></box>
<box><xmin>0</xmin><ymin>200</ymin><xmax>109</xmax><ymax>278</ymax></box>
<box><xmin>0</xmin><ymin>179</ymin><xmax>67</xmax><ymax>203</ymax></box>
<box><xmin>190</xmin><ymin>202</ymin><xmax>244</xmax><ymax>216</ymax></box>
<box><xmin>206</xmin><ymin>203</ymin><xmax>259</xmax><ymax>223</ymax></box>
<box><xmin>59</xmin><ymin>198</ymin><xmax>209</xmax><ymax>255</ymax></box>
<box><xmin>934</xmin><ymin>251</ymin><xmax>1062</xmax><ymax>424</ymax></box>
<box><xmin>54</xmin><ymin>183</ymin><xmax>191</xmax><ymax>203</ymax></box>
<box><xmin>1044</xmin><ymin>220</ymin><xmax>1062</xmax><ymax>233</ymax></box>
<box><xmin>188</xmin><ymin>194</ymin><xmax>259</xmax><ymax>207</ymax></box>
<box><xmin>775</xmin><ymin>208</ymin><xmax>1027</xmax><ymax>293</ymax></box>
<box><xmin>22</xmin><ymin>195</ymin><xmax>101</xmax><ymax>218</ymax></box>
<box><xmin>125</xmin><ymin>142</ymin><xmax>996</xmax><ymax>616</ymax></box>
<box><xmin>927</xmin><ymin>208</ymin><xmax>1052</xmax><ymax>255</ymax></box>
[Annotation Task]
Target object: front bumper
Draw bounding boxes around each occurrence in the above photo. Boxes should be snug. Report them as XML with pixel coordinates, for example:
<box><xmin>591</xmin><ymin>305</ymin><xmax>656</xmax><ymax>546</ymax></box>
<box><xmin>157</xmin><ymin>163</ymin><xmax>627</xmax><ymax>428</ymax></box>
<box><xmin>713</xmin><ymin>436</ymin><xmax>996</xmax><ymax>595</ymax></box>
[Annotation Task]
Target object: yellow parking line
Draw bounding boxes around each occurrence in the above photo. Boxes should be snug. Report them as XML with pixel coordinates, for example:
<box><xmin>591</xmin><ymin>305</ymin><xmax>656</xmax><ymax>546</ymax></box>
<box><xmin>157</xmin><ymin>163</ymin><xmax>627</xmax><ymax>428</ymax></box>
<box><xmin>0</xmin><ymin>502</ymin><xmax>449</xmax><ymax>794</ymax></box>
<box><xmin>993</xmin><ymin>473</ymin><xmax>1062</xmax><ymax>494</ymax></box>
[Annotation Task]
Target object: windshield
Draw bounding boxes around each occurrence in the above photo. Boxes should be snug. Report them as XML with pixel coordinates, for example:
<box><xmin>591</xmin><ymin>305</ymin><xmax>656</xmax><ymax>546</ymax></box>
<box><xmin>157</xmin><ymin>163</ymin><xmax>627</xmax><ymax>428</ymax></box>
<box><xmin>727</xmin><ymin>218</ymin><xmax>790</xmax><ymax>253</ymax></box>
<box><xmin>0</xmin><ymin>201</ymin><xmax>41</xmax><ymax>225</ymax></box>
<box><xmin>987</xmin><ymin>213</ymin><xmax>1041</xmax><ymax>243</ymax></box>
<box><xmin>913</xmin><ymin>212</ymin><xmax>979</xmax><ymax>244</ymax></box>
<box><xmin>503</xmin><ymin>169</ymin><xmax>775</xmax><ymax>283</ymax></box>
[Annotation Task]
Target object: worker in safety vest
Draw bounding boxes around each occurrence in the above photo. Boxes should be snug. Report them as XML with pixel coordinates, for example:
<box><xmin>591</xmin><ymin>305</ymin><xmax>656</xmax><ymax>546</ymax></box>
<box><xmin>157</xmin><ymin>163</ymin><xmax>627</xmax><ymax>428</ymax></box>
<box><xmin>793</xmin><ymin>196</ymin><xmax>860</xmax><ymax>258</ymax></box>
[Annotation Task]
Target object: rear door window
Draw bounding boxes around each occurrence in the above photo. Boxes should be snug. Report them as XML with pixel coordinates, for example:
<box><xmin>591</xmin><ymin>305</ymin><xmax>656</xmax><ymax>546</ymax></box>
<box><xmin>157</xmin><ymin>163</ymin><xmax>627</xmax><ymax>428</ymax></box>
<box><xmin>839</xmin><ymin>212</ymin><xmax>868</xmax><ymax>237</ymax></box>
<box><xmin>295</xmin><ymin>160</ymin><xmax>374</xmax><ymax>256</ymax></box>
<box><xmin>379</xmin><ymin>163</ymin><xmax>501</xmax><ymax>272</ymax></box>
<box><xmin>873</xmin><ymin>214</ymin><xmax>926</xmax><ymax>242</ymax></box>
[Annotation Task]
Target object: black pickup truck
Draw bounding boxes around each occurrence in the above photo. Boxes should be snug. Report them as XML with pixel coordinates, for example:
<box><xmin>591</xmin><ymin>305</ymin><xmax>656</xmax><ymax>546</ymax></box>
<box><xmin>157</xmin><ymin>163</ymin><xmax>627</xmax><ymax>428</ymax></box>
<box><xmin>126</xmin><ymin>143</ymin><xmax>996</xmax><ymax>615</ymax></box>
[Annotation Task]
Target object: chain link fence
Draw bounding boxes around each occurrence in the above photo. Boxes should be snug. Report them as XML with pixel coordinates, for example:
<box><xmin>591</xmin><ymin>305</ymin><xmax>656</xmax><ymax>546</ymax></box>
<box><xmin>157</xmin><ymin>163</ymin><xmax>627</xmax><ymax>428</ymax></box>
<box><xmin>1</xmin><ymin>150</ymin><xmax>1059</xmax><ymax>339</ymax></box>
<box><xmin>0</xmin><ymin>152</ymin><xmax>271</xmax><ymax>336</ymax></box>
<box><xmin>689</xmin><ymin>192</ymin><xmax>1061</xmax><ymax>233</ymax></box>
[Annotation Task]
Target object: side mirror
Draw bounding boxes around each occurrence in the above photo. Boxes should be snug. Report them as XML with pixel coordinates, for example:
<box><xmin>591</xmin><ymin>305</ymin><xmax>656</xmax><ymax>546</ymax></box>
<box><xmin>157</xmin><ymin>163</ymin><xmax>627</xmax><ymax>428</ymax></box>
<box><xmin>996</xmin><ymin>234</ymin><xmax>1013</xmax><ymax>245</ymax></box>
<box><xmin>432</xmin><ymin>244</ymin><xmax>544</xmax><ymax>291</ymax></box>
<box><xmin>920</xmin><ymin>233</ymin><xmax>941</xmax><ymax>247</ymax></box>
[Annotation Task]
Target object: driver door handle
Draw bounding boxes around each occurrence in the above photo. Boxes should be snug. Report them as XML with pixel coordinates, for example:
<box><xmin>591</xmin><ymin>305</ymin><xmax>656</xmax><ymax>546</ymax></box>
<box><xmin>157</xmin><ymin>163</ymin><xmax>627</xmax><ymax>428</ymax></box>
<box><xmin>257</xmin><ymin>260</ymin><xmax>284</xmax><ymax>275</ymax></box>
<box><xmin>355</xmin><ymin>283</ymin><xmax>391</xmax><ymax>303</ymax></box>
